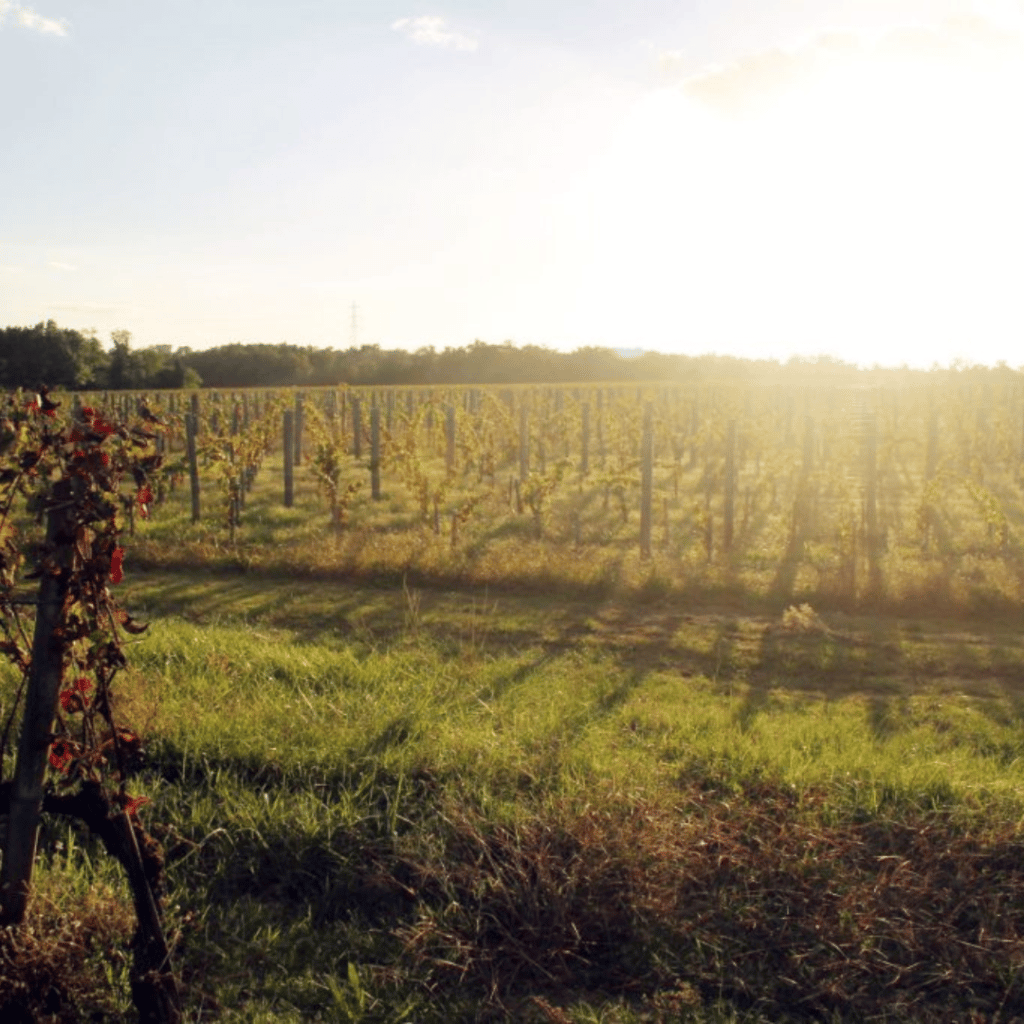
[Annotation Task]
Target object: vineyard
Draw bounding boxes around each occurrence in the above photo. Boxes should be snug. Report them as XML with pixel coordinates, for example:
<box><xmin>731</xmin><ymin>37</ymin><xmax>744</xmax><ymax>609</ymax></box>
<box><xmin>6</xmin><ymin>376</ymin><xmax>1024</xmax><ymax>1024</ymax></box>
<box><xmin>82</xmin><ymin>376</ymin><xmax>1024</xmax><ymax>615</ymax></box>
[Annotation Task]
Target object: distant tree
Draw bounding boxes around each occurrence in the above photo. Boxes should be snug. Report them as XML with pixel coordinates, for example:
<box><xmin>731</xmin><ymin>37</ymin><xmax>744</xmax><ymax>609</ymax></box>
<box><xmin>151</xmin><ymin>358</ymin><xmax>202</xmax><ymax>389</ymax></box>
<box><xmin>73</xmin><ymin>328</ymin><xmax>110</xmax><ymax>387</ymax></box>
<box><xmin>107</xmin><ymin>329</ymin><xmax>135</xmax><ymax>389</ymax></box>
<box><xmin>0</xmin><ymin>320</ymin><xmax>107</xmax><ymax>389</ymax></box>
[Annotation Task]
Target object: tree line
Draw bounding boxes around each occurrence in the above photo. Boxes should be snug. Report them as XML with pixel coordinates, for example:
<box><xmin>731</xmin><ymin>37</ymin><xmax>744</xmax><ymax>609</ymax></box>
<box><xmin>0</xmin><ymin>322</ymin><xmax>200</xmax><ymax>390</ymax></box>
<box><xmin>1</xmin><ymin>320</ymin><xmax>1015</xmax><ymax>391</ymax></box>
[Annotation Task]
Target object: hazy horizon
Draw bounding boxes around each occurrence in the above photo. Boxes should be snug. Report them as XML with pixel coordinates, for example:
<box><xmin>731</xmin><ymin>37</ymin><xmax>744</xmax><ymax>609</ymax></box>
<box><xmin>3</xmin><ymin>0</ymin><xmax>1022</xmax><ymax>371</ymax></box>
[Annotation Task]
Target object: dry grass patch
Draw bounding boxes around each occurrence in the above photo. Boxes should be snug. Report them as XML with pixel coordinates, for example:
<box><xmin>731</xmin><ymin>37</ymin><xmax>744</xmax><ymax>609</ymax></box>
<box><xmin>394</xmin><ymin>780</ymin><xmax>1024</xmax><ymax>1022</ymax></box>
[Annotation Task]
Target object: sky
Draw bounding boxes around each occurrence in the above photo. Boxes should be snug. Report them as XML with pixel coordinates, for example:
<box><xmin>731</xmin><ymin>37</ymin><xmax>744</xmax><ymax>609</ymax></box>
<box><xmin>1</xmin><ymin>0</ymin><xmax>1023</xmax><ymax>370</ymax></box>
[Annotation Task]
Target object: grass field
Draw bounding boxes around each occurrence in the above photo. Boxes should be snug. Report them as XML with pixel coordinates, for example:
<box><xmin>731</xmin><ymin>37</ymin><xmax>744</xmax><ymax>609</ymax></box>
<box><xmin>5</xmin><ymin>413</ymin><xmax>1024</xmax><ymax>1022</ymax></box>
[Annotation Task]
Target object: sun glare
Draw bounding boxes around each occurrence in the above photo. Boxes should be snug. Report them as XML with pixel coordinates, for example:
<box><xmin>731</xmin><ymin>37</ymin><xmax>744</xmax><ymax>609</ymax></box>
<box><xmin>562</xmin><ymin>29</ymin><xmax>1024</xmax><ymax>367</ymax></box>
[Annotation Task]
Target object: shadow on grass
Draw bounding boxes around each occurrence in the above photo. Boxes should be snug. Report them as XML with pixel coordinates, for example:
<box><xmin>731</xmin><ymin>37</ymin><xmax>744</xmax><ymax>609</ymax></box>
<box><xmin>121</xmin><ymin>563</ymin><xmax>1024</xmax><ymax>749</ymax></box>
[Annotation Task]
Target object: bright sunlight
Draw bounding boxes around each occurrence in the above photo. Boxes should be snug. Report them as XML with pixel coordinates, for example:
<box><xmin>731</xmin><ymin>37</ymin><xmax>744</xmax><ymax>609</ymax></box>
<box><xmin>562</xmin><ymin>18</ymin><xmax>1024</xmax><ymax>368</ymax></box>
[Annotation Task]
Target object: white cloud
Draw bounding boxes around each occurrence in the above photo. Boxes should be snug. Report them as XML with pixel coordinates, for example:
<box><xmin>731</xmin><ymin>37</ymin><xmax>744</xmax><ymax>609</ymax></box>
<box><xmin>660</xmin><ymin>11</ymin><xmax>1022</xmax><ymax>114</ymax></box>
<box><xmin>0</xmin><ymin>1</ymin><xmax>68</xmax><ymax>36</ymax></box>
<box><xmin>0</xmin><ymin>264</ymin><xmax>23</xmax><ymax>273</ymax></box>
<box><xmin>391</xmin><ymin>16</ymin><xmax>478</xmax><ymax>52</ymax></box>
<box><xmin>47</xmin><ymin>261</ymin><xmax>77</xmax><ymax>271</ymax></box>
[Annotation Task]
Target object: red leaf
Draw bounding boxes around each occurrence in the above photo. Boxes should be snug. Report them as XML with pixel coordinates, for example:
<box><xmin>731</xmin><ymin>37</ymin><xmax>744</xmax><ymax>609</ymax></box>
<box><xmin>117</xmin><ymin>793</ymin><xmax>151</xmax><ymax>818</ymax></box>
<box><xmin>109</xmin><ymin>548</ymin><xmax>125</xmax><ymax>584</ymax></box>
<box><xmin>136</xmin><ymin>485</ymin><xmax>153</xmax><ymax>519</ymax></box>
<box><xmin>49</xmin><ymin>740</ymin><xmax>73</xmax><ymax>772</ymax></box>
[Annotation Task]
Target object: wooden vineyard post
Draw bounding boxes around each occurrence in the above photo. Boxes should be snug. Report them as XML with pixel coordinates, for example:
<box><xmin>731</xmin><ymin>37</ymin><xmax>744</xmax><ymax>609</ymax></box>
<box><xmin>328</xmin><ymin>389</ymin><xmax>338</xmax><ymax>425</ymax></box>
<box><xmin>1019</xmin><ymin>392</ymin><xmax>1024</xmax><ymax>473</ymax></box>
<box><xmin>185</xmin><ymin>411</ymin><xmax>200</xmax><ymax>524</ymax></box>
<box><xmin>283</xmin><ymin>409</ymin><xmax>294</xmax><ymax>509</ymax></box>
<box><xmin>555</xmin><ymin>389</ymin><xmax>569</xmax><ymax>458</ymax></box>
<box><xmin>370</xmin><ymin>404</ymin><xmax>382</xmax><ymax>500</ymax></box>
<box><xmin>338</xmin><ymin>391</ymin><xmax>348</xmax><ymax>449</ymax></box>
<box><xmin>923</xmin><ymin>401</ymin><xmax>939</xmax><ymax>551</ymax></box>
<box><xmin>786</xmin><ymin>416</ymin><xmax>812</xmax><ymax>550</ymax></box>
<box><xmin>154</xmin><ymin>432</ymin><xmax>167</xmax><ymax>505</ymax></box>
<box><xmin>167</xmin><ymin>394</ymin><xmax>177</xmax><ymax>453</ymax></box>
<box><xmin>352</xmin><ymin>397</ymin><xmax>363</xmax><ymax>460</ymax></box>
<box><xmin>976</xmin><ymin>405</ymin><xmax>988</xmax><ymax>470</ymax></box>
<box><xmin>640</xmin><ymin>402</ymin><xmax>653</xmax><ymax>558</ymax></box>
<box><xmin>445</xmin><ymin>405</ymin><xmax>456</xmax><ymax>476</ymax></box>
<box><xmin>652</xmin><ymin>392</ymin><xmax>662</xmax><ymax>462</ymax></box>
<box><xmin>294</xmin><ymin>393</ymin><xmax>304</xmax><ymax>466</ymax></box>
<box><xmin>925</xmin><ymin>406</ymin><xmax>938</xmax><ymax>481</ymax></box>
<box><xmin>597</xmin><ymin>389</ymin><xmax>606</xmax><ymax>467</ymax></box>
<box><xmin>865</xmin><ymin>411</ymin><xmax>880</xmax><ymax>594</ymax></box>
<box><xmin>228</xmin><ymin>401</ymin><xmax>242</xmax><ymax>522</ymax></box>
<box><xmin>580</xmin><ymin>402</ymin><xmax>590</xmax><ymax>476</ymax></box>
<box><xmin>519</xmin><ymin>405</ymin><xmax>529</xmax><ymax>480</ymax></box>
<box><xmin>688</xmin><ymin>399</ymin><xmax>698</xmax><ymax>470</ymax></box>
<box><xmin>705</xmin><ymin>491</ymin><xmax>713</xmax><ymax>563</ymax></box>
<box><xmin>386</xmin><ymin>389</ymin><xmax>395</xmax><ymax>433</ymax></box>
<box><xmin>724</xmin><ymin>419</ymin><xmax>736</xmax><ymax>554</ymax></box>
<box><xmin>0</xmin><ymin>483</ymin><xmax>77</xmax><ymax>925</ymax></box>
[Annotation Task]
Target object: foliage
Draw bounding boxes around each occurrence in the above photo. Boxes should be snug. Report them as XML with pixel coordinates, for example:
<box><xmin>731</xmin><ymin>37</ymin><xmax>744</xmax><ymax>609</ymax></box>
<box><xmin>0</xmin><ymin>385</ymin><xmax>181</xmax><ymax>1020</ymax></box>
<box><xmin>303</xmin><ymin>399</ymin><xmax>362</xmax><ymax>531</ymax></box>
<box><xmin>0</xmin><ymin>321</ymin><xmax>106</xmax><ymax>390</ymax></box>
<box><xmin>520</xmin><ymin>459</ymin><xmax>570</xmax><ymax>538</ymax></box>
<box><xmin>0</xmin><ymin>388</ymin><xmax>160</xmax><ymax>805</ymax></box>
<box><xmin>195</xmin><ymin>393</ymin><xmax>286</xmax><ymax>540</ymax></box>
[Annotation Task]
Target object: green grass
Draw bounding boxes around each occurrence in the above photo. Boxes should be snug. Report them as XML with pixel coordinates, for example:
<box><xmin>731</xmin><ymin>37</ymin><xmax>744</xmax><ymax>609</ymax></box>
<box><xmin>6</xmin><ymin>571</ymin><xmax>1024</xmax><ymax>1021</ymax></box>
<box><xmin>108</xmin><ymin>590</ymin><xmax>1024</xmax><ymax>815</ymax></box>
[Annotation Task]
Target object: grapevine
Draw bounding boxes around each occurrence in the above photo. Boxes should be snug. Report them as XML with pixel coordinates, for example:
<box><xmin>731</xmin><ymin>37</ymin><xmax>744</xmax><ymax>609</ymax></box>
<box><xmin>0</xmin><ymin>385</ymin><xmax>182</xmax><ymax>1018</ymax></box>
<box><xmin>304</xmin><ymin>398</ymin><xmax>363</xmax><ymax>530</ymax></box>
